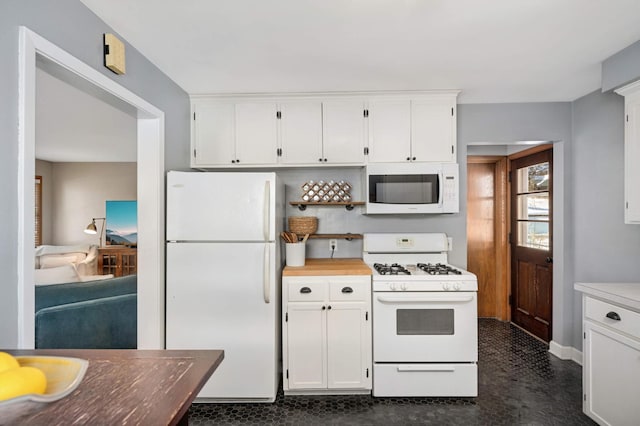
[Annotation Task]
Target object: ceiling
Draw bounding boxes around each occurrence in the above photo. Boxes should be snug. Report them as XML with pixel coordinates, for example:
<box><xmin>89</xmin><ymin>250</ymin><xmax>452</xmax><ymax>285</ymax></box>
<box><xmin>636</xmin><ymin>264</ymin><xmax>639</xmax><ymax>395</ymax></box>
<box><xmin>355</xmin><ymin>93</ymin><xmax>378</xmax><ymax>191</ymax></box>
<box><xmin>79</xmin><ymin>0</ymin><xmax>640</xmax><ymax>103</ymax></box>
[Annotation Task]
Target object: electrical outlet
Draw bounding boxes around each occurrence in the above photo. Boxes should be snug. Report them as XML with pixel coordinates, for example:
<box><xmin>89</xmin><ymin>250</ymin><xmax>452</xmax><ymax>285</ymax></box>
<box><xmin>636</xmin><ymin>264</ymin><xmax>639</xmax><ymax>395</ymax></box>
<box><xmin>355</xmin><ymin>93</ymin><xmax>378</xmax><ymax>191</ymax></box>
<box><xmin>329</xmin><ymin>239</ymin><xmax>338</xmax><ymax>252</ymax></box>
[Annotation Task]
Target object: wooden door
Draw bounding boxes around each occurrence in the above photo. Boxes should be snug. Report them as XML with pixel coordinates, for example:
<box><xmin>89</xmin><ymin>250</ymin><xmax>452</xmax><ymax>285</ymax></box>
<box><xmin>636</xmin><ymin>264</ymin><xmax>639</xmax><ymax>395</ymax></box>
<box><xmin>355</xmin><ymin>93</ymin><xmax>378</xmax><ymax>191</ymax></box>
<box><xmin>468</xmin><ymin>161</ymin><xmax>497</xmax><ymax>318</ymax></box>
<box><xmin>510</xmin><ymin>149</ymin><xmax>553</xmax><ymax>342</ymax></box>
<box><xmin>467</xmin><ymin>157</ymin><xmax>508</xmax><ymax>320</ymax></box>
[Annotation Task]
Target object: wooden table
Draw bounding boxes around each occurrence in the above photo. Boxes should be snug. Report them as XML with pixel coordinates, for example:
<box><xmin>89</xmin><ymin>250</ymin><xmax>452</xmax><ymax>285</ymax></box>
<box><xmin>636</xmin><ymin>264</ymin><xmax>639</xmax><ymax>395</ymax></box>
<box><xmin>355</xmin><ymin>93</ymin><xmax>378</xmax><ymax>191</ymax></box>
<box><xmin>0</xmin><ymin>349</ymin><xmax>224</xmax><ymax>426</ymax></box>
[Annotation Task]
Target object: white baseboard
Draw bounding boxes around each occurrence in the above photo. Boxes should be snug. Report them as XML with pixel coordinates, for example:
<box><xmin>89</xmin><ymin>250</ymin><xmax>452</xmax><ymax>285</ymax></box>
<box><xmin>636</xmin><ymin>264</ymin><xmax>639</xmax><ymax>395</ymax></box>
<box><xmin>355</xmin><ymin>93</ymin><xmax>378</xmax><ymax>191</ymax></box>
<box><xmin>549</xmin><ymin>340</ymin><xmax>583</xmax><ymax>365</ymax></box>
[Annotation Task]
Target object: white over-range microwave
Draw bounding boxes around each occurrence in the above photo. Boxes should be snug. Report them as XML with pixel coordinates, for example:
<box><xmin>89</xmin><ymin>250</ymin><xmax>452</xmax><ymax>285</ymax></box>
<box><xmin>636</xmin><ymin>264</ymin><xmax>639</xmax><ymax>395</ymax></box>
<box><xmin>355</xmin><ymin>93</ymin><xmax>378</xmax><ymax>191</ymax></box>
<box><xmin>365</xmin><ymin>163</ymin><xmax>459</xmax><ymax>214</ymax></box>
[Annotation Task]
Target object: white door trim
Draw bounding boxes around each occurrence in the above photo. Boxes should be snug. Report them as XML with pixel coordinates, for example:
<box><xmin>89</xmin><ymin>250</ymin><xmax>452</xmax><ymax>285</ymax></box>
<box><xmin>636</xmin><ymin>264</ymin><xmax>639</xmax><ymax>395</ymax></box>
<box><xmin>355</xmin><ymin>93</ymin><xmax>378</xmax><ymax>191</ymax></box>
<box><xmin>18</xmin><ymin>26</ymin><xmax>165</xmax><ymax>349</ymax></box>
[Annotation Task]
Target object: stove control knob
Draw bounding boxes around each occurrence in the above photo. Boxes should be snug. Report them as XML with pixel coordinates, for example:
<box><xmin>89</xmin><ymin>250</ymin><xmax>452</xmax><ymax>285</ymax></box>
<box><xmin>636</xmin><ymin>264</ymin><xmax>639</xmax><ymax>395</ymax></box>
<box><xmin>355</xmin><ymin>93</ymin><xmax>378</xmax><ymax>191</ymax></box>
<box><xmin>443</xmin><ymin>283</ymin><xmax>451</xmax><ymax>291</ymax></box>
<box><xmin>390</xmin><ymin>283</ymin><xmax>397</xmax><ymax>291</ymax></box>
<box><xmin>454</xmin><ymin>282</ymin><xmax>461</xmax><ymax>291</ymax></box>
<box><xmin>400</xmin><ymin>283</ymin><xmax>407</xmax><ymax>291</ymax></box>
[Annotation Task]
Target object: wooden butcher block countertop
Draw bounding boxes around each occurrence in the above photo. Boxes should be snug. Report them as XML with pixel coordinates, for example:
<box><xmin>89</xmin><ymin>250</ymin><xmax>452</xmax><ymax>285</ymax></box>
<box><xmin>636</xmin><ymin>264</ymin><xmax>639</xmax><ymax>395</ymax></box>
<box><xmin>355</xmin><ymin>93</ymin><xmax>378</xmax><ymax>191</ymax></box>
<box><xmin>283</xmin><ymin>258</ymin><xmax>372</xmax><ymax>276</ymax></box>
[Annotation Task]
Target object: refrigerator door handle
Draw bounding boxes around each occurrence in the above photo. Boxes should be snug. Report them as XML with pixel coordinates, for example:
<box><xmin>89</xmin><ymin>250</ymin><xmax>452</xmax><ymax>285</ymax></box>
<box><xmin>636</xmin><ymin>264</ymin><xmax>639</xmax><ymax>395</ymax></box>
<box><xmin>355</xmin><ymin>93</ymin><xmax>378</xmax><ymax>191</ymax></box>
<box><xmin>263</xmin><ymin>243</ymin><xmax>270</xmax><ymax>303</ymax></box>
<box><xmin>263</xmin><ymin>180</ymin><xmax>271</xmax><ymax>241</ymax></box>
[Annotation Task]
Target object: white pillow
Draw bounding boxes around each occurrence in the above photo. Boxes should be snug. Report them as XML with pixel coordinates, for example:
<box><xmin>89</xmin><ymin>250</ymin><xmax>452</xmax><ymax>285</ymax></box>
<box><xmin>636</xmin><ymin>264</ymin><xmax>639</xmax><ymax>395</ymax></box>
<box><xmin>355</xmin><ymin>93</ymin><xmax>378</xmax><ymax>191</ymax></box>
<box><xmin>78</xmin><ymin>274</ymin><xmax>115</xmax><ymax>282</ymax></box>
<box><xmin>39</xmin><ymin>253</ymin><xmax>87</xmax><ymax>269</ymax></box>
<box><xmin>34</xmin><ymin>264</ymin><xmax>80</xmax><ymax>286</ymax></box>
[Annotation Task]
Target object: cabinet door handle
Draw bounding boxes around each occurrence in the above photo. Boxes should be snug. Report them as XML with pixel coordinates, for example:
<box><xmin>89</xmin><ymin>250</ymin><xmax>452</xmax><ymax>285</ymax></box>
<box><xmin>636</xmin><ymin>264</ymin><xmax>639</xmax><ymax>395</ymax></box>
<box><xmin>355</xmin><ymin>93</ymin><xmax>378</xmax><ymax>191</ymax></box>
<box><xmin>606</xmin><ymin>311</ymin><xmax>621</xmax><ymax>321</ymax></box>
<box><xmin>321</xmin><ymin>305</ymin><xmax>326</xmax><ymax>310</ymax></box>
<box><xmin>327</xmin><ymin>305</ymin><xmax>332</xmax><ymax>310</ymax></box>
<box><xmin>341</xmin><ymin>286</ymin><xmax>353</xmax><ymax>293</ymax></box>
<box><xmin>300</xmin><ymin>287</ymin><xmax>312</xmax><ymax>294</ymax></box>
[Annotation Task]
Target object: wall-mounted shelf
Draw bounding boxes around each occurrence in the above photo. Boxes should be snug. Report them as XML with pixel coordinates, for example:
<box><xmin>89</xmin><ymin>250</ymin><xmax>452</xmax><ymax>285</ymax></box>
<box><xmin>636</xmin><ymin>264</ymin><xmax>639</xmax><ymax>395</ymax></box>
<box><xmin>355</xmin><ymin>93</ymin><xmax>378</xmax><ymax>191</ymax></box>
<box><xmin>309</xmin><ymin>233</ymin><xmax>363</xmax><ymax>241</ymax></box>
<box><xmin>289</xmin><ymin>201</ymin><xmax>365</xmax><ymax>211</ymax></box>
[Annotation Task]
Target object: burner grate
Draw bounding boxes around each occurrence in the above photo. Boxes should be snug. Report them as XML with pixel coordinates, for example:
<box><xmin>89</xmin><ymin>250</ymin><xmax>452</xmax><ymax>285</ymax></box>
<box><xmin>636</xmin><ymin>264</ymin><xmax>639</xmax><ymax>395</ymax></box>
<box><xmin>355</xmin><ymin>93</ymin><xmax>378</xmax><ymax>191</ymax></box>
<box><xmin>373</xmin><ymin>263</ymin><xmax>411</xmax><ymax>275</ymax></box>
<box><xmin>417</xmin><ymin>263</ymin><xmax>462</xmax><ymax>275</ymax></box>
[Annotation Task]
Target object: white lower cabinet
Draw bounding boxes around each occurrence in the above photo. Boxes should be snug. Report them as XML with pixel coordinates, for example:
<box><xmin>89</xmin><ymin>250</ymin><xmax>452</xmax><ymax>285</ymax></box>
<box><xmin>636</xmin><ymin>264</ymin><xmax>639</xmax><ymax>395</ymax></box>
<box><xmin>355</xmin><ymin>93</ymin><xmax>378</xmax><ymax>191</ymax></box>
<box><xmin>283</xmin><ymin>276</ymin><xmax>372</xmax><ymax>394</ymax></box>
<box><xmin>579</xmin><ymin>290</ymin><xmax>640</xmax><ymax>426</ymax></box>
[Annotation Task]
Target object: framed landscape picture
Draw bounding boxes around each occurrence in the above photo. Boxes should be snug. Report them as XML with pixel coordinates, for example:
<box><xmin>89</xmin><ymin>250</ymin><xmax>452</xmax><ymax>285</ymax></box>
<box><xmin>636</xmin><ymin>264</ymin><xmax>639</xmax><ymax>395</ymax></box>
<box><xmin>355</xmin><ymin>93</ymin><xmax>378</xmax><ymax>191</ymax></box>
<box><xmin>105</xmin><ymin>200</ymin><xmax>137</xmax><ymax>246</ymax></box>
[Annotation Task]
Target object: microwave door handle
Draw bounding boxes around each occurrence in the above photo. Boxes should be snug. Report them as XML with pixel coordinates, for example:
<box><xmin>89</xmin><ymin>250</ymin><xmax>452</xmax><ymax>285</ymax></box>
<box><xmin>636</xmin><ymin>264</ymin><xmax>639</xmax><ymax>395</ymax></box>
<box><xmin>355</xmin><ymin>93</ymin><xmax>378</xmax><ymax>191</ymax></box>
<box><xmin>439</xmin><ymin>171</ymin><xmax>444</xmax><ymax>206</ymax></box>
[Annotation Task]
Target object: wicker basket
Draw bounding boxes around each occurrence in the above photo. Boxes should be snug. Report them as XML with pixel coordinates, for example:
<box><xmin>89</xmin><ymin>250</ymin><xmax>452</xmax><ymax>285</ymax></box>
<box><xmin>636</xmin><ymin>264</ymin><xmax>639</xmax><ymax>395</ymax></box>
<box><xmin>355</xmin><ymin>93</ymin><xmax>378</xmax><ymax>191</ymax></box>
<box><xmin>288</xmin><ymin>216</ymin><xmax>318</xmax><ymax>235</ymax></box>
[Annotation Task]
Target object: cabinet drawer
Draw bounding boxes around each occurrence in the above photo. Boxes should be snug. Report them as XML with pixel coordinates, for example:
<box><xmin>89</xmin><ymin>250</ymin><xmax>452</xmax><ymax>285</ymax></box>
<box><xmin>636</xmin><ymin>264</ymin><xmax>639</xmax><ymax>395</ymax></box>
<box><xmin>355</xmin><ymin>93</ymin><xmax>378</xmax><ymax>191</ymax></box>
<box><xmin>329</xmin><ymin>280</ymin><xmax>369</xmax><ymax>301</ymax></box>
<box><xmin>288</xmin><ymin>281</ymin><xmax>328</xmax><ymax>302</ymax></box>
<box><xmin>373</xmin><ymin>363</ymin><xmax>477</xmax><ymax>397</ymax></box>
<box><xmin>585</xmin><ymin>296</ymin><xmax>640</xmax><ymax>340</ymax></box>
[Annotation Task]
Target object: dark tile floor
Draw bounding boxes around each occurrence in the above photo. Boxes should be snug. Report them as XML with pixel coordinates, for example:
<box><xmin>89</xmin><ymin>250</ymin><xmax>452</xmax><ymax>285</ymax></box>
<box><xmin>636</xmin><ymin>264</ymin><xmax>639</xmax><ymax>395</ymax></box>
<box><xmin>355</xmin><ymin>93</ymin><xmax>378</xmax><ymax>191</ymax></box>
<box><xmin>189</xmin><ymin>319</ymin><xmax>595</xmax><ymax>425</ymax></box>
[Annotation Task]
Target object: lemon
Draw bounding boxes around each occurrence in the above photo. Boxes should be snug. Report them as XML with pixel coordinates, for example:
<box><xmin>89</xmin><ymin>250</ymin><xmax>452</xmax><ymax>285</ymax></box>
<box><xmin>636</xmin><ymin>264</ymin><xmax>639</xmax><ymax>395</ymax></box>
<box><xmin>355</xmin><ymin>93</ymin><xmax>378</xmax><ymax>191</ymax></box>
<box><xmin>0</xmin><ymin>366</ymin><xmax>48</xmax><ymax>401</ymax></box>
<box><xmin>0</xmin><ymin>352</ymin><xmax>19</xmax><ymax>374</ymax></box>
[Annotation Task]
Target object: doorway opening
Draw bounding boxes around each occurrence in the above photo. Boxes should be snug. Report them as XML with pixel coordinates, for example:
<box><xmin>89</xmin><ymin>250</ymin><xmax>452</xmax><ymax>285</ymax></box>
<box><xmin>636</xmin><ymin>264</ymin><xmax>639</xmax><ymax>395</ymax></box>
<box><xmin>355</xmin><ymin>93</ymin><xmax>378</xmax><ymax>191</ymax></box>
<box><xmin>467</xmin><ymin>143</ymin><xmax>554</xmax><ymax>343</ymax></box>
<box><xmin>18</xmin><ymin>27</ymin><xmax>165</xmax><ymax>349</ymax></box>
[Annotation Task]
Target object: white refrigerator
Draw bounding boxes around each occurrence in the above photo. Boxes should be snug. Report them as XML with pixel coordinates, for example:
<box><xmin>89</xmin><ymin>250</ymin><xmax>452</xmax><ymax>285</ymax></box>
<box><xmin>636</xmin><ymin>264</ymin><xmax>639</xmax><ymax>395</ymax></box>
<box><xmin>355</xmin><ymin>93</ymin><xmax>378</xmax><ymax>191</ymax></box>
<box><xmin>165</xmin><ymin>171</ymin><xmax>284</xmax><ymax>402</ymax></box>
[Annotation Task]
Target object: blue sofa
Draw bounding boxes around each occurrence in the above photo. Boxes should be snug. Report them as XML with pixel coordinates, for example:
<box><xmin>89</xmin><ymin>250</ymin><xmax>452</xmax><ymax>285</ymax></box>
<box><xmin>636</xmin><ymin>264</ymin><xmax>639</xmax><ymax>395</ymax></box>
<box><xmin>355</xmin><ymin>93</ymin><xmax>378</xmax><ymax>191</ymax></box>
<box><xmin>35</xmin><ymin>274</ymin><xmax>137</xmax><ymax>349</ymax></box>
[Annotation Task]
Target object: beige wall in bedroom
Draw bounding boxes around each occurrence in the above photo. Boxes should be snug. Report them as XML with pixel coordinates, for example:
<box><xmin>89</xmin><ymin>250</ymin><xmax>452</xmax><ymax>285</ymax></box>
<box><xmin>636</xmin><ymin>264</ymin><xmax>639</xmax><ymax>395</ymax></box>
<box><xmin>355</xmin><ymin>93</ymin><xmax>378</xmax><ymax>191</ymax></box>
<box><xmin>34</xmin><ymin>162</ymin><xmax>137</xmax><ymax>246</ymax></box>
<box><xmin>35</xmin><ymin>160</ymin><xmax>53</xmax><ymax>245</ymax></box>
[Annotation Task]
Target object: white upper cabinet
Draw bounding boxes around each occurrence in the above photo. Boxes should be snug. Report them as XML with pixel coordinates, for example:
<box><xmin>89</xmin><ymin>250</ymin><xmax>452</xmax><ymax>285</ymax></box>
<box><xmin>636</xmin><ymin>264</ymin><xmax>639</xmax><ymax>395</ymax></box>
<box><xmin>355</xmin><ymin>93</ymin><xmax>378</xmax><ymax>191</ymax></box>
<box><xmin>411</xmin><ymin>97</ymin><xmax>457</xmax><ymax>162</ymax></box>
<box><xmin>322</xmin><ymin>101</ymin><xmax>366</xmax><ymax>164</ymax></box>
<box><xmin>367</xmin><ymin>100</ymin><xmax>411</xmax><ymax>163</ymax></box>
<box><xmin>191</xmin><ymin>91</ymin><xmax>458</xmax><ymax>168</ymax></box>
<box><xmin>615</xmin><ymin>81</ymin><xmax>640</xmax><ymax>224</ymax></box>
<box><xmin>235</xmin><ymin>102</ymin><xmax>279</xmax><ymax>165</ymax></box>
<box><xmin>192</xmin><ymin>102</ymin><xmax>235</xmax><ymax>166</ymax></box>
<box><xmin>279</xmin><ymin>101</ymin><xmax>323</xmax><ymax>165</ymax></box>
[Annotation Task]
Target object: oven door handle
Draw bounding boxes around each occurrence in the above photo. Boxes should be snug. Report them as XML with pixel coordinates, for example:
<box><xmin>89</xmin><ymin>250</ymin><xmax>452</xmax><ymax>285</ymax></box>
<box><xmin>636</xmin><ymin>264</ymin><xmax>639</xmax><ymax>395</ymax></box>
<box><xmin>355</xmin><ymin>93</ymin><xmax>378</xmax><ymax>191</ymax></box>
<box><xmin>376</xmin><ymin>295</ymin><xmax>474</xmax><ymax>303</ymax></box>
<box><xmin>397</xmin><ymin>365</ymin><xmax>456</xmax><ymax>372</ymax></box>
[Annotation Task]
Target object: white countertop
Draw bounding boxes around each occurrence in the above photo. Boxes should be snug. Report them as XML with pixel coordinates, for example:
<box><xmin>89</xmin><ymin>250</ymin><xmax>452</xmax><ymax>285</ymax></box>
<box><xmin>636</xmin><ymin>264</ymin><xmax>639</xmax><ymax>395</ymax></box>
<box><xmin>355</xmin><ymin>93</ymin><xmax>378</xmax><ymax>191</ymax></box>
<box><xmin>575</xmin><ymin>282</ymin><xmax>640</xmax><ymax>311</ymax></box>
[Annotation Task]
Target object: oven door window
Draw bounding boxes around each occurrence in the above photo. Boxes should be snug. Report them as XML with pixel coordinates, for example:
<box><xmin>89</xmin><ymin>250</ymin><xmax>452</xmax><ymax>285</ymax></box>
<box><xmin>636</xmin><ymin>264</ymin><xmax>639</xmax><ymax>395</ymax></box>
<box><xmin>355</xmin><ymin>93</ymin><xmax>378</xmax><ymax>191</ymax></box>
<box><xmin>396</xmin><ymin>308</ymin><xmax>454</xmax><ymax>335</ymax></box>
<box><xmin>369</xmin><ymin>174</ymin><xmax>439</xmax><ymax>204</ymax></box>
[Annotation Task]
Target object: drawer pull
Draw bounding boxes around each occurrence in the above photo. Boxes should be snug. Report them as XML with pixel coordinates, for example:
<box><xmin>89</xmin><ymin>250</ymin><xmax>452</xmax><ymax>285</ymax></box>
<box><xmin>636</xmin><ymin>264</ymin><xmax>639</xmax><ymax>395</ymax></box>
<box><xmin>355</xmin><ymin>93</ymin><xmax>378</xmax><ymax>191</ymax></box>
<box><xmin>341</xmin><ymin>286</ymin><xmax>354</xmax><ymax>294</ymax></box>
<box><xmin>300</xmin><ymin>287</ymin><xmax>312</xmax><ymax>294</ymax></box>
<box><xmin>606</xmin><ymin>311</ymin><xmax>621</xmax><ymax>321</ymax></box>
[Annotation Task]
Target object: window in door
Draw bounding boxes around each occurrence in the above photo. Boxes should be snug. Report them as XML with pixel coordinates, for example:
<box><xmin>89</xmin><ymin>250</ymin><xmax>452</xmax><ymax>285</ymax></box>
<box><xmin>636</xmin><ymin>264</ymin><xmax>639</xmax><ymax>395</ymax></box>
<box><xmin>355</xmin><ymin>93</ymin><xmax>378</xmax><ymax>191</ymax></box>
<box><xmin>515</xmin><ymin>162</ymin><xmax>549</xmax><ymax>250</ymax></box>
<box><xmin>35</xmin><ymin>175</ymin><xmax>42</xmax><ymax>247</ymax></box>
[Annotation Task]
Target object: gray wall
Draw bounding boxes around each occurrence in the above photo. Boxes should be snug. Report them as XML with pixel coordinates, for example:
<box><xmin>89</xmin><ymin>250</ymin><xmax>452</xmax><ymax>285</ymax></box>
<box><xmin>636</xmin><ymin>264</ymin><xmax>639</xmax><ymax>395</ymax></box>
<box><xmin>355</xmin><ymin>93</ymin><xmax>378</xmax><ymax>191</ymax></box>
<box><xmin>602</xmin><ymin>39</ymin><xmax>640</xmax><ymax>92</ymax></box>
<box><xmin>0</xmin><ymin>0</ymin><xmax>190</xmax><ymax>347</ymax></box>
<box><xmin>571</xmin><ymin>89</ymin><xmax>640</xmax><ymax>348</ymax></box>
<box><xmin>277</xmin><ymin>168</ymin><xmax>467</xmax><ymax>266</ymax></box>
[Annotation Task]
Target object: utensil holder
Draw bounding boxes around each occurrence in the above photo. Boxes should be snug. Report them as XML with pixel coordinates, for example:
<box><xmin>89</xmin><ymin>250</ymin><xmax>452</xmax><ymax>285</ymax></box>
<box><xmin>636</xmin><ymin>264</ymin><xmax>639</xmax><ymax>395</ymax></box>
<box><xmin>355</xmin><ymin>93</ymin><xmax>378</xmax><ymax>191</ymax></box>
<box><xmin>285</xmin><ymin>242</ymin><xmax>305</xmax><ymax>267</ymax></box>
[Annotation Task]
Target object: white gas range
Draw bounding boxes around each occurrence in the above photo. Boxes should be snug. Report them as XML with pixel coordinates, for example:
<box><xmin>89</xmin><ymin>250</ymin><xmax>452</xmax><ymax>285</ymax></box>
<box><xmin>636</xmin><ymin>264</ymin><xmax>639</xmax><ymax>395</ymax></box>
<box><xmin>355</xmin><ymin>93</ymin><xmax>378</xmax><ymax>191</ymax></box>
<box><xmin>363</xmin><ymin>233</ymin><xmax>478</xmax><ymax>397</ymax></box>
